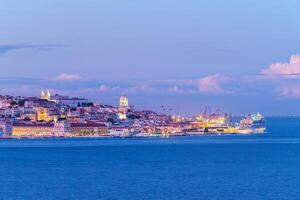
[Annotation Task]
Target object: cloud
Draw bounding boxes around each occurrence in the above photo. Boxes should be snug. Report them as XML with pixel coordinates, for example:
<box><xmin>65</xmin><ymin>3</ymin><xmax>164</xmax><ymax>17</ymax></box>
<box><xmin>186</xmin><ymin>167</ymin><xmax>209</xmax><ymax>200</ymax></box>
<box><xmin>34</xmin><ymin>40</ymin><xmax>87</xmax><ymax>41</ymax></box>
<box><xmin>98</xmin><ymin>84</ymin><xmax>120</xmax><ymax>92</ymax></box>
<box><xmin>99</xmin><ymin>85</ymin><xmax>109</xmax><ymax>92</ymax></box>
<box><xmin>197</xmin><ymin>74</ymin><xmax>231</xmax><ymax>93</ymax></box>
<box><xmin>0</xmin><ymin>44</ymin><xmax>63</xmax><ymax>55</ymax></box>
<box><xmin>56</xmin><ymin>73</ymin><xmax>83</xmax><ymax>81</ymax></box>
<box><xmin>0</xmin><ymin>73</ymin><xmax>261</xmax><ymax>99</ymax></box>
<box><xmin>259</xmin><ymin>54</ymin><xmax>300</xmax><ymax>97</ymax></box>
<box><xmin>276</xmin><ymin>84</ymin><xmax>300</xmax><ymax>98</ymax></box>
<box><xmin>261</xmin><ymin>54</ymin><xmax>300</xmax><ymax>76</ymax></box>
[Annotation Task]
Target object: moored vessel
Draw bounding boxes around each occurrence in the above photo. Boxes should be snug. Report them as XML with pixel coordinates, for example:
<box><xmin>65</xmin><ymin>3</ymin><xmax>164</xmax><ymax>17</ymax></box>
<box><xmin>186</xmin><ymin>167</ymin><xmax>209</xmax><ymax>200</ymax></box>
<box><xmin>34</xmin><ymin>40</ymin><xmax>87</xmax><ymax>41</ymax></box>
<box><xmin>239</xmin><ymin>113</ymin><xmax>266</xmax><ymax>134</ymax></box>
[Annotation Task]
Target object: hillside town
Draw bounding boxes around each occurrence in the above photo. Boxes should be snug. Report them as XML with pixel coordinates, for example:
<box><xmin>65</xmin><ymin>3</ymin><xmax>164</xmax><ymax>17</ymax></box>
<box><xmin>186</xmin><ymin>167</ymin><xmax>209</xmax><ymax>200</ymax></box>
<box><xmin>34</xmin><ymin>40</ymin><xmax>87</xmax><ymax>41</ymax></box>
<box><xmin>0</xmin><ymin>91</ymin><xmax>265</xmax><ymax>138</ymax></box>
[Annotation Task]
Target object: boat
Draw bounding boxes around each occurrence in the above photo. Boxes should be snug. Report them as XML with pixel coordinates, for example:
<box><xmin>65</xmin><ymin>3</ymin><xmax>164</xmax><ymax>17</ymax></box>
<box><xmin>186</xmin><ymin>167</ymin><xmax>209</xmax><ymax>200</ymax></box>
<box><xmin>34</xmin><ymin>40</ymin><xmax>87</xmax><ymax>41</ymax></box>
<box><xmin>239</xmin><ymin>113</ymin><xmax>266</xmax><ymax>134</ymax></box>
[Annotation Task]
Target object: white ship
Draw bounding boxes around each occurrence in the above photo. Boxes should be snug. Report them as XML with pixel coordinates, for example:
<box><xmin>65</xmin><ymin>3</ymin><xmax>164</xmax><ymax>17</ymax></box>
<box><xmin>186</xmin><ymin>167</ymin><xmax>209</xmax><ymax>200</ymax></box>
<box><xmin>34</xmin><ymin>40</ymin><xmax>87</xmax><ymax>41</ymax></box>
<box><xmin>239</xmin><ymin>113</ymin><xmax>266</xmax><ymax>134</ymax></box>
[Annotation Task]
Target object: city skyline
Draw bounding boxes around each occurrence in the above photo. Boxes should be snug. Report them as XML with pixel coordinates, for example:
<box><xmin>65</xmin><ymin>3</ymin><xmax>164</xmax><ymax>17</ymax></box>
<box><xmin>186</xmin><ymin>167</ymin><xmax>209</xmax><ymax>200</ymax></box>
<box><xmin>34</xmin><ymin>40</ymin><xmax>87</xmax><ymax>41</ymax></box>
<box><xmin>1</xmin><ymin>0</ymin><xmax>300</xmax><ymax>115</ymax></box>
<box><xmin>1</xmin><ymin>2</ymin><xmax>299</xmax><ymax>199</ymax></box>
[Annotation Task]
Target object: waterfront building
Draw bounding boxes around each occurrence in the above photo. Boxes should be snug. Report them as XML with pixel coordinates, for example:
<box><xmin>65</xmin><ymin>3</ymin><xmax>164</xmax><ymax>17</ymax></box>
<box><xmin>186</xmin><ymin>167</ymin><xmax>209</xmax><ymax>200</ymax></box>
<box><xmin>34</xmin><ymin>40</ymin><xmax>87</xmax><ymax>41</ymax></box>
<box><xmin>12</xmin><ymin>121</ymin><xmax>107</xmax><ymax>137</ymax></box>
<box><xmin>109</xmin><ymin>126</ymin><xmax>130</xmax><ymax>137</ymax></box>
<box><xmin>0</xmin><ymin>120</ymin><xmax>13</xmax><ymax>137</ymax></box>
<box><xmin>190</xmin><ymin>121</ymin><xmax>205</xmax><ymax>128</ymax></box>
<box><xmin>12</xmin><ymin>123</ymin><xmax>54</xmax><ymax>137</ymax></box>
<box><xmin>54</xmin><ymin>120</ymin><xmax>71</xmax><ymax>136</ymax></box>
<box><xmin>70</xmin><ymin>123</ymin><xmax>108</xmax><ymax>136</ymax></box>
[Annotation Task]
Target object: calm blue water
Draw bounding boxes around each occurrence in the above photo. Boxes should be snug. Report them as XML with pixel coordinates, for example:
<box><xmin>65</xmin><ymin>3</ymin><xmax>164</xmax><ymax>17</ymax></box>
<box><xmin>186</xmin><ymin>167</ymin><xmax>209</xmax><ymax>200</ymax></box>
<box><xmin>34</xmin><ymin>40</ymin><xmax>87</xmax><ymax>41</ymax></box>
<box><xmin>1</xmin><ymin>117</ymin><xmax>300</xmax><ymax>200</ymax></box>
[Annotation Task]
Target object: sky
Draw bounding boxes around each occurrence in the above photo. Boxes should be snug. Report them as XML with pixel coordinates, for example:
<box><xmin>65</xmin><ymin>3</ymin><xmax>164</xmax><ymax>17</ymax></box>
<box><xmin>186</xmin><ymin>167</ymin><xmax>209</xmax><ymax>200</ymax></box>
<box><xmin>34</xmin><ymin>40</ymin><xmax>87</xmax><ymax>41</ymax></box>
<box><xmin>0</xmin><ymin>0</ymin><xmax>300</xmax><ymax>115</ymax></box>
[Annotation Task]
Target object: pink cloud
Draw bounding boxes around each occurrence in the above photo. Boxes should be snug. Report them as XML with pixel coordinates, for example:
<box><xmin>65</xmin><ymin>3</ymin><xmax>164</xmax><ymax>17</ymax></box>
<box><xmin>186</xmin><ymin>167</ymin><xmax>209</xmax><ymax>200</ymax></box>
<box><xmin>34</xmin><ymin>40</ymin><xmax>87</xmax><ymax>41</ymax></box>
<box><xmin>261</xmin><ymin>54</ymin><xmax>300</xmax><ymax>76</ymax></box>
<box><xmin>56</xmin><ymin>73</ymin><xmax>82</xmax><ymax>81</ymax></box>
<box><xmin>276</xmin><ymin>84</ymin><xmax>300</xmax><ymax>98</ymax></box>
<box><xmin>197</xmin><ymin>74</ymin><xmax>231</xmax><ymax>93</ymax></box>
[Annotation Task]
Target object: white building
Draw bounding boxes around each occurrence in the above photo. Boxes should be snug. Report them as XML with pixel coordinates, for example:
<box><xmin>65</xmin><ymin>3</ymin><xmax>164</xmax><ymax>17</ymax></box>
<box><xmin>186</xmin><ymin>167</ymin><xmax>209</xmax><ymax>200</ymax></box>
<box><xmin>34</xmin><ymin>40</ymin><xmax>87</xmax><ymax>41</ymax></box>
<box><xmin>118</xmin><ymin>95</ymin><xmax>129</xmax><ymax>120</ymax></box>
<box><xmin>41</xmin><ymin>90</ymin><xmax>51</xmax><ymax>101</ymax></box>
<box><xmin>52</xmin><ymin>94</ymin><xmax>88</xmax><ymax>108</ymax></box>
<box><xmin>0</xmin><ymin>100</ymin><xmax>11</xmax><ymax>109</ymax></box>
<box><xmin>54</xmin><ymin>120</ymin><xmax>71</xmax><ymax>137</ymax></box>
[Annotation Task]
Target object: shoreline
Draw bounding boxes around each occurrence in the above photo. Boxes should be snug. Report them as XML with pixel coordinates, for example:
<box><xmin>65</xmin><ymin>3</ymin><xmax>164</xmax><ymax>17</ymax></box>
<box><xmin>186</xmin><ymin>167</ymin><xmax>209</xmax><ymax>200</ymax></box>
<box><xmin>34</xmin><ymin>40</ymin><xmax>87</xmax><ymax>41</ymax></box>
<box><xmin>0</xmin><ymin>132</ymin><xmax>265</xmax><ymax>140</ymax></box>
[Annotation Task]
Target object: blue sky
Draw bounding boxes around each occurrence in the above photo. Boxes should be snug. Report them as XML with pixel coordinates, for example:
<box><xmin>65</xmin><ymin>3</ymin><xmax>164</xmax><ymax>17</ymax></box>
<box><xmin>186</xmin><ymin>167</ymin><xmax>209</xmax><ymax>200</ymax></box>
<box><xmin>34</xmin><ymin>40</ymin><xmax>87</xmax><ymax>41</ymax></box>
<box><xmin>0</xmin><ymin>0</ymin><xmax>300</xmax><ymax>115</ymax></box>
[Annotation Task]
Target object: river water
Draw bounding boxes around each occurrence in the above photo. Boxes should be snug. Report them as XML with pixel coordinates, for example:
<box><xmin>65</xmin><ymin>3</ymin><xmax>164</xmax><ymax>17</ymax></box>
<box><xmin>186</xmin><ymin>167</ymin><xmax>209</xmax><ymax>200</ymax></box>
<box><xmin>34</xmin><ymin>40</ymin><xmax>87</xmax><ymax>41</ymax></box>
<box><xmin>1</xmin><ymin>117</ymin><xmax>300</xmax><ymax>199</ymax></box>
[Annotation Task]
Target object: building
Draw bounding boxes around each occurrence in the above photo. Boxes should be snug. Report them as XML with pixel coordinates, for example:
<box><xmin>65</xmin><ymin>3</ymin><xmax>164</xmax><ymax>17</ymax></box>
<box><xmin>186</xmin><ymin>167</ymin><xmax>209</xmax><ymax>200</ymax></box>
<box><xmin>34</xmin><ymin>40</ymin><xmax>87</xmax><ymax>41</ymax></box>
<box><xmin>0</xmin><ymin>99</ymin><xmax>11</xmax><ymax>109</ymax></box>
<box><xmin>119</xmin><ymin>95</ymin><xmax>129</xmax><ymax>108</ymax></box>
<box><xmin>109</xmin><ymin>126</ymin><xmax>130</xmax><ymax>137</ymax></box>
<box><xmin>118</xmin><ymin>95</ymin><xmax>129</xmax><ymax>120</ymax></box>
<box><xmin>20</xmin><ymin>113</ymin><xmax>36</xmax><ymax>121</ymax></box>
<box><xmin>11</xmin><ymin>121</ymin><xmax>107</xmax><ymax>137</ymax></box>
<box><xmin>0</xmin><ymin>120</ymin><xmax>13</xmax><ymax>137</ymax></box>
<box><xmin>40</xmin><ymin>90</ymin><xmax>51</xmax><ymax>101</ymax></box>
<box><xmin>54</xmin><ymin>120</ymin><xmax>71</xmax><ymax>136</ymax></box>
<box><xmin>36</xmin><ymin>107</ymin><xmax>55</xmax><ymax>122</ymax></box>
<box><xmin>51</xmin><ymin>94</ymin><xmax>88</xmax><ymax>108</ymax></box>
<box><xmin>12</xmin><ymin>123</ymin><xmax>54</xmax><ymax>137</ymax></box>
<box><xmin>70</xmin><ymin>123</ymin><xmax>108</xmax><ymax>136</ymax></box>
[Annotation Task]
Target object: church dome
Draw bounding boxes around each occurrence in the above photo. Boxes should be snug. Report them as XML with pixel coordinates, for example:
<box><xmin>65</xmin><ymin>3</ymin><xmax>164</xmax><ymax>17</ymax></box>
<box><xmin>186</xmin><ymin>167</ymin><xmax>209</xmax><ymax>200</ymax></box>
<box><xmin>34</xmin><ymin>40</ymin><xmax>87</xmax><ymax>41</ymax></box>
<box><xmin>119</xmin><ymin>95</ymin><xmax>128</xmax><ymax>107</ymax></box>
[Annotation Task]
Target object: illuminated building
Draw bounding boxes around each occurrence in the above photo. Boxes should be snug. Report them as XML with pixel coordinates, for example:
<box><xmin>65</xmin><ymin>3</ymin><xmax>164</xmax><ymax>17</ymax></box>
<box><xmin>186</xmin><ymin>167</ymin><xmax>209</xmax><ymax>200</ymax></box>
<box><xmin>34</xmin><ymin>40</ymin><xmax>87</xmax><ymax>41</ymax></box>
<box><xmin>54</xmin><ymin>121</ymin><xmax>71</xmax><ymax>136</ymax></box>
<box><xmin>119</xmin><ymin>95</ymin><xmax>129</xmax><ymax>108</ymax></box>
<box><xmin>205</xmin><ymin>117</ymin><xmax>226</xmax><ymax>127</ymax></box>
<box><xmin>171</xmin><ymin>115</ymin><xmax>185</xmax><ymax>123</ymax></box>
<box><xmin>70</xmin><ymin>123</ymin><xmax>108</xmax><ymax>136</ymax></box>
<box><xmin>12</xmin><ymin>123</ymin><xmax>54</xmax><ymax>137</ymax></box>
<box><xmin>118</xmin><ymin>95</ymin><xmax>129</xmax><ymax>120</ymax></box>
<box><xmin>190</xmin><ymin>119</ymin><xmax>205</xmax><ymax>128</ymax></box>
<box><xmin>118</xmin><ymin>113</ymin><xmax>127</xmax><ymax>120</ymax></box>
<box><xmin>36</xmin><ymin>107</ymin><xmax>55</xmax><ymax>122</ymax></box>
<box><xmin>40</xmin><ymin>90</ymin><xmax>51</xmax><ymax>101</ymax></box>
<box><xmin>195</xmin><ymin>114</ymin><xmax>204</xmax><ymax>121</ymax></box>
<box><xmin>12</xmin><ymin>122</ymin><xmax>107</xmax><ymax>137</ymax></box>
